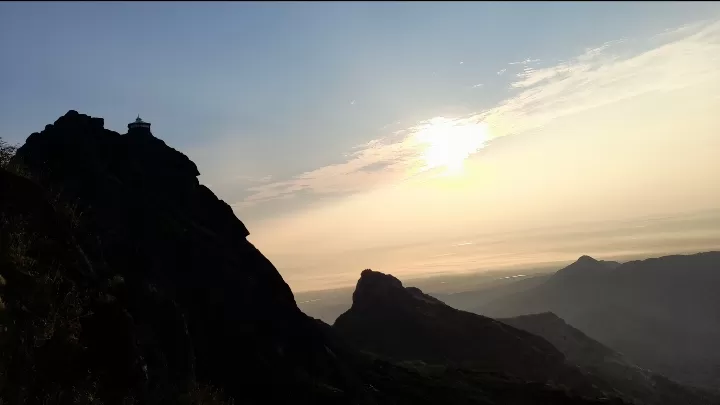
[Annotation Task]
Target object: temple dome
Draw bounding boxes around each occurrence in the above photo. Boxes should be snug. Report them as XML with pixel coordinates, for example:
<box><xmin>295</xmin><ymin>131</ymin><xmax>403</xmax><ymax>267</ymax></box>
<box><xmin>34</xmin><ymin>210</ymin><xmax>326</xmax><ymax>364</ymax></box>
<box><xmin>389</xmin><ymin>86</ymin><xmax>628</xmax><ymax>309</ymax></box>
<box><xmin>128</xmin><ymin>115</ymin><xmax>151</xmax><ymax>132</ymax></box>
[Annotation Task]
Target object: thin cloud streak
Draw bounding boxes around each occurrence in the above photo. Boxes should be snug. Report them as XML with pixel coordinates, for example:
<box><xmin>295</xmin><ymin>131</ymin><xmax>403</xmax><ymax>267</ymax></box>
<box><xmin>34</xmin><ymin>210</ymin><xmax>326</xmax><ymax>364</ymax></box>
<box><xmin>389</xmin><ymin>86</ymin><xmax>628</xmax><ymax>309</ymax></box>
<box><xmin>509</xmin><ymin>58</ymin><xmax>541</xmax><ymax>65</ymax></box>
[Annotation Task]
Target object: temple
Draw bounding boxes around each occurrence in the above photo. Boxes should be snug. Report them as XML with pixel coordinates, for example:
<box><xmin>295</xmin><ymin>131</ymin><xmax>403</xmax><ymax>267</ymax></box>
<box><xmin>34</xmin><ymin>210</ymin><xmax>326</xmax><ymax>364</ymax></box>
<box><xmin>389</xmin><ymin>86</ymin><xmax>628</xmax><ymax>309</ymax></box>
<box><xmin>127</xmin><ymin>115</ymin><xmax>151</xmax><ymax>133</ymax></box>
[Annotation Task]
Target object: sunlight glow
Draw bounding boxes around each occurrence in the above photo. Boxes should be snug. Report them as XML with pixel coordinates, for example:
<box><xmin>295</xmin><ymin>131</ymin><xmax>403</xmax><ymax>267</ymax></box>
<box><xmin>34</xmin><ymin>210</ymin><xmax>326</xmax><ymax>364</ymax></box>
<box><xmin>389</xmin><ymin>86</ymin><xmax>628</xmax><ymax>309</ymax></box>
<box><xmin>414</xmin><ymin>117</ymin><xmax>490</xmax><ymax>175</ymax></box>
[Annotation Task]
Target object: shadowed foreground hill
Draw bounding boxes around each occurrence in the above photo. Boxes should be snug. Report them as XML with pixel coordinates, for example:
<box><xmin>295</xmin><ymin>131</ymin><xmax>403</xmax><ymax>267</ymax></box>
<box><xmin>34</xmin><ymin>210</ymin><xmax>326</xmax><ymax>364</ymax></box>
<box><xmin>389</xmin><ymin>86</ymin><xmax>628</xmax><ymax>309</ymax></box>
<box><xmin>0</xmin><ymin>111</ymin><xmax>628</xmax><ymax>405</ymax></box>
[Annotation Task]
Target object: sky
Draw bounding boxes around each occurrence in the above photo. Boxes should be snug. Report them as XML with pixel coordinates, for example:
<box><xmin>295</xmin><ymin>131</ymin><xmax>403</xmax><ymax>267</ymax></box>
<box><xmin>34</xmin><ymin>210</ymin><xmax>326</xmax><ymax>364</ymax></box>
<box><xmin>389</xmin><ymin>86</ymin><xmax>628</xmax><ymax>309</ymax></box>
<box><xmin>2</xmin><ymin>2</ymin><xmax>720</xmax><ymax>292</ymax></box>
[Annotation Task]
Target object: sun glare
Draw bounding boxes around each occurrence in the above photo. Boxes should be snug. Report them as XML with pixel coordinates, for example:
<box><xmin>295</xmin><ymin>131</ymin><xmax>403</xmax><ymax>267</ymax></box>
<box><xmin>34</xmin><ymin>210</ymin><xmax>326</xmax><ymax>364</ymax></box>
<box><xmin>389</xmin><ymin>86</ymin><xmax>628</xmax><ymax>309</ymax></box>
<box><xmin>414</xmin><ymin>117</ymin><xmax>490</xmax><ymax>175</ymax></box>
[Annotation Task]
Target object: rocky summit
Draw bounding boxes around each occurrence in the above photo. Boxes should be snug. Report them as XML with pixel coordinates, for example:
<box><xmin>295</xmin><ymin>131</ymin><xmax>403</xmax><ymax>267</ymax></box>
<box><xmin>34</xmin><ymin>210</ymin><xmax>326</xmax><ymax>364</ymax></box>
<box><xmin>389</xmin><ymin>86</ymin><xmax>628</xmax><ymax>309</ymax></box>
<box><xmin>335</xmin><ymin>269</ymin><xmax>601</xmax><ymax>395</ymax></box>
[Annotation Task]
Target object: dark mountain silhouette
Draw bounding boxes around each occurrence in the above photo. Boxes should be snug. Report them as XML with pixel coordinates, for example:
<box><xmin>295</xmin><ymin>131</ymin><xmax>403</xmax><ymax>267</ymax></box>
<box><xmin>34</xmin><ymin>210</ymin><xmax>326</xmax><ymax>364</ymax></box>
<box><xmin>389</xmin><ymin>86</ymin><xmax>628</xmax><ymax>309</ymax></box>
<box><xmin>3</xmin><ymin>111</ymin><xmax>370</xmax><ymax>404</ymax></box>
<box><xmin>0</xmin><ymin>111</ymin><xmax>629</xmax><ymax>405</ymax></box>
<box><xmin>333</xmin><ymin>270</ymin><xmax>623</xmax><ymax>399</ymax></box>
<box><xmin>333</xmin><ymin>269</ymin><xmax>717</xmax><ymax>405</ymax></box>
<box><xmin>550</xmin><ymin>256</ymin><xmax>620</xmax><ymax>283</ymax></box>
<box><xmin>478</xmin><ymin>253</ymin><xmax>720</xmax><ymax>390</ymax></box>
<box><xmin>499</xmin><ymin>313</ymin><xmax>720</xmax><ymax>405</ymax></box>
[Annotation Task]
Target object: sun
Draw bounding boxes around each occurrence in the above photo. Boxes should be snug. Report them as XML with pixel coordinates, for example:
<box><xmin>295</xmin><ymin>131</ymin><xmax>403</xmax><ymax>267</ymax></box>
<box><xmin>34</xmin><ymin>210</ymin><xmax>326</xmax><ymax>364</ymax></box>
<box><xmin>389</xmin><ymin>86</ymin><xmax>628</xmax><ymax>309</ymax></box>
<box><xmin>414</xmin><ymin>117</ymin><xmax>490</xmax><ymax>175</ymax></box>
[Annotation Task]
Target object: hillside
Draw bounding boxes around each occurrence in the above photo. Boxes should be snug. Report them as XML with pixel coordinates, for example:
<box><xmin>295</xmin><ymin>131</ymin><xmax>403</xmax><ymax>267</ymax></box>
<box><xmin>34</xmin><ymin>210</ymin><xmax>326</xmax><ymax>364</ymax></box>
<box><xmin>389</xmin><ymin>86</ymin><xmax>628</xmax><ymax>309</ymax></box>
<box><xmin>479</xmin><ymin>253</ymin><xmax>720</xmax><ymax>389</ymax></box>
<box><xmin>499</xmin><ymin>313</ymin><xmax>720</xmax><ymax>405</ymax></box>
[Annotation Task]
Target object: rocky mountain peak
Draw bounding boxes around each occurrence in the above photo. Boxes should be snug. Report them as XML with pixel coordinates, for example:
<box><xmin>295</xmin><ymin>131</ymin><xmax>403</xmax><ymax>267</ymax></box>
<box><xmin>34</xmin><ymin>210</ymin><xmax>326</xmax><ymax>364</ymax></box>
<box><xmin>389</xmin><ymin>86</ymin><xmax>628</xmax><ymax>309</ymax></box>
<box><xmin>577</xmin><ymin>255</ymin><xmax>598</xmax><ymax>263</ymax></box>
<box><xmin>352</xmin><ymin>269</ymin><xmax>404</xmax><ymax>303</ymax></box>
<box><xmin>551</xmin><ymin>255</ymin><xmax>620</xmax><ymax>283</ymax></box>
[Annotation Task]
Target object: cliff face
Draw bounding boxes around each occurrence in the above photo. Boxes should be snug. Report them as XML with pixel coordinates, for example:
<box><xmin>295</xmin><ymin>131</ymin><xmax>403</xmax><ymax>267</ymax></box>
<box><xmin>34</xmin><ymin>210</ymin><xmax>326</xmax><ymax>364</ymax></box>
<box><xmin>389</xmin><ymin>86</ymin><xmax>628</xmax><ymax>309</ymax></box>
<box><xmin>5</xmin><ymin>111</ymin><xmax>358</xmax><ymax>404</ymax></box>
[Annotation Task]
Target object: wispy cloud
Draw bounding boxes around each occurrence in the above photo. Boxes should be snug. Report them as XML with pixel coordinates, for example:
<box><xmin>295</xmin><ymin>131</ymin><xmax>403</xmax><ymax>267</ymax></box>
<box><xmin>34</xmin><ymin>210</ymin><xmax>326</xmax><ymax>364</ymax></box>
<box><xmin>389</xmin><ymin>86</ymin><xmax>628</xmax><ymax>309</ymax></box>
<box><xmin>652</xmin><ymin>20</ymin><xmax>710</xmax><ymax>40</ymax></box>
<box><xmin>509</xmin><ymin>58</ymin><xmax>540</xmax><ymax>65</ymax></box>
<box><xmin>216</xmin><ymin>174</ymin><xmax>273</xmax><ymax>187</ymax></box>
<box><xmin>471</xmin><ymin>83</ymin><xmax>484</xmax><ymax>89</ymax></box>
<box><xmin>484</xmin><ymin>20</ymin><xmax>720</xmax><ymax>137</ymax></box>
<box><xmin>236</xmin><ymin>132</ymin><xmax>428</xmax><ymax>208</ymax></box>
<box><xmin>497</xmin><ymin>68</ymin><xmax>507</xmax><ymax>75</ymax></box>
<box><xmin>236</xmin><ymin>19</ymin><xmax>720</xmax><ymax>211</ymax></box>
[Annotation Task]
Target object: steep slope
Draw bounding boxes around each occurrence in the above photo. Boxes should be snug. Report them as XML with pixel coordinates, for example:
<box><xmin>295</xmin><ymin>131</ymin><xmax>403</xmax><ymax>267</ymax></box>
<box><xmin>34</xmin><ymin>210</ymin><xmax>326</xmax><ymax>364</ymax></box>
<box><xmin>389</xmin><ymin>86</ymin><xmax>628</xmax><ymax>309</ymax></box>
<box><xmin>499</xmin><ymin>313</ymin><xmax>616</xmax><ymax>365</ymax></box>
<box><xmin>499</xmin><ymin>313</ymin><xmax>720</xmax><ymax>405</ymax></box>
<box><xmin>478</xmin><ymin>253</ymin><xmax>720</xmax><ymax>389</ymax></box>
<box><xmin>3</xmin><ymin>111</ymin><xmax>370</xmax><ymax>404</ymax></box>
<box><xmin>333</xmin><ymin>270</ymin><xmax>612</xmax><ymax>399</ymax></box>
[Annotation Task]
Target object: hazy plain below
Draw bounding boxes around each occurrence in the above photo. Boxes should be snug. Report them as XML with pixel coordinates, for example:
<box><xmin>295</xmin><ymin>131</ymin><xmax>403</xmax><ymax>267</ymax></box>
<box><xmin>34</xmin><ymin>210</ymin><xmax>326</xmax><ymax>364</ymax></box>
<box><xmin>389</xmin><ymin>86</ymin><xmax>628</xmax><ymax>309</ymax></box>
<box><xmin>296</xmin><ymin>209</ymin><xmax>720</xmax><ymax>323</ymax></box>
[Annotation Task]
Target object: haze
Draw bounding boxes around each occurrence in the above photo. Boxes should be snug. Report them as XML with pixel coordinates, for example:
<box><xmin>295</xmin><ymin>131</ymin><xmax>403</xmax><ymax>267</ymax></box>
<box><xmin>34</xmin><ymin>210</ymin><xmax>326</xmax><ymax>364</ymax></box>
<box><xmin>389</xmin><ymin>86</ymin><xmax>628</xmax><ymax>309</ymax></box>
<box><xmin>2</xmin><ymin>2</ymin><xmax>720</xmax><ymax>292</ymax></box>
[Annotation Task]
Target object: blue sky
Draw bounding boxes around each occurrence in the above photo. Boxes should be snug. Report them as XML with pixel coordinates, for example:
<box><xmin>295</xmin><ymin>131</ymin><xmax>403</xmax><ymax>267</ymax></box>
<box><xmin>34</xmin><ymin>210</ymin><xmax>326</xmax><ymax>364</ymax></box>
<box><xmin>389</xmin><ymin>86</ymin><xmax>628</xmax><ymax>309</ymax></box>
<box><xmin>2</xmin><ymin>2</ymin><xmax>718</xmax><ymax>178</ymax></box>
<box><xmin>3</xmin><ymin>2</ymin><xmax>720</xmax><ymax>290</ymax></box>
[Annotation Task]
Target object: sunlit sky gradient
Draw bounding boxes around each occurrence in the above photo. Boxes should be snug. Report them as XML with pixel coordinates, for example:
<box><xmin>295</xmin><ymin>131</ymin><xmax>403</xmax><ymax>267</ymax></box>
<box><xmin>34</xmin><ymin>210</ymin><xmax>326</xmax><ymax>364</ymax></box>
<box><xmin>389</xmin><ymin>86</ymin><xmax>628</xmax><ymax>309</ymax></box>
<box><xmin>2</xmin><ymin>3</ymin><xmax>720</xmax><ymax>292</ymax></box>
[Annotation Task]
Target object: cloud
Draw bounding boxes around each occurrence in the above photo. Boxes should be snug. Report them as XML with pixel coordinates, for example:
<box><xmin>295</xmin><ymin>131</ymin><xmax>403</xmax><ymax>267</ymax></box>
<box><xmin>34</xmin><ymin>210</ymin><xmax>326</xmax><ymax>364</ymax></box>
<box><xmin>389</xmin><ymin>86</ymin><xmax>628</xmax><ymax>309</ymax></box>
<box><xmin>471</xmin><ymin>83</ymin><xmax>484</xmax><ymax>89</ymax></box>
<box><xmin>236</xmin><ymin>115</ymin><xmax>492</xmax><ymax>209</ymax></box>
<box><xmin>483</xmin><ymin>20</ymin><xmax>720</xmax><ymax>137</ymax></box>
<box><xmin>237</xmin><ymin>19</ymin><xmax>720</xmax><ymax>211</ymax></box>
<box><xmin>228</xmin><ymin>174</ymin><xmax>273</xmax><ymax>184</ymax></box>
<box><xmin>358</xmin><ymin>160</ymin><xmax>395</xmax><ymax>172</ymax></box>
<box><xmin>652</xmin><ymin>20</ymin><xmax>710</xmax><ymax>40</ymax></box>
<box><xmin>236</xmin><ymin>133</ymin><xmax>428</xmax><ymax>208</ymax></box>
<box><xmin>497</xmin><ymin>68</ymin><xmax>507</xmax><ymax>75</ymax></box>
<box><xmin>509</xmin><ymin>58</ymin><xmax>541</xmax><ymax>65</ymax></box>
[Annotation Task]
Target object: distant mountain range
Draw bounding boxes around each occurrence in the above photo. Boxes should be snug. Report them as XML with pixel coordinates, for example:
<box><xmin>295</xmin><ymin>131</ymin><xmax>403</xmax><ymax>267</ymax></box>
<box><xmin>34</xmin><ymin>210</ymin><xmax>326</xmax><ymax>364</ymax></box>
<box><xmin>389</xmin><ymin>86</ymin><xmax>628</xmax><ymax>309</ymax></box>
<box><xmin>333</xmin><ymin>270</ymin><xmax>719</xmax><ymax>405</ymax></box>
<box><xmin>431</xmin><ymin>273</ymin><xmax>552</xmax><ymax>313</ymax></box>
<box><xmin>477</xmin><ymin>252</ymin><xmax>720</xmax><ymax>390</ymax></box>
<box><xmin>500</xmin><ymin>312</ymin><xmax>720</xmax><ymax>405</ymax></box>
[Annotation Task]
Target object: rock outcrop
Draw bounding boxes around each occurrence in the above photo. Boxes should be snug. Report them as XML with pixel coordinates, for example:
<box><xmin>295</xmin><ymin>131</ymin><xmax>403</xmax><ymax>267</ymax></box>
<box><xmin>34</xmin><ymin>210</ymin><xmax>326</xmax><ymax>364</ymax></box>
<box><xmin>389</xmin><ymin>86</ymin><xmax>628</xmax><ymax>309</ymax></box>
<box><xmin>334</xmin><ymin>270</ymin><xmax>602</xmax><ymax>396</ymax></box>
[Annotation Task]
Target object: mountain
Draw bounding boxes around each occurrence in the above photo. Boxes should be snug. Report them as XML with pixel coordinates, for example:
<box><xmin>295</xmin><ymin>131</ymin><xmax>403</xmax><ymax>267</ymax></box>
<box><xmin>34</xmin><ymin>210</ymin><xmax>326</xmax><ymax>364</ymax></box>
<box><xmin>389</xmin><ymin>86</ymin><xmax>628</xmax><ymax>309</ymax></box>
<box><xmin>2</xmin><ymin>111</ymin><xmax>371</xmax><ymax>404</ymax></box>
<box><xmin>333</xmin><ymin>269</ymin><xmax>717</xmax><ymax>405</ymax></box>
<box><xmin>478</xmin><ymin>253</ymin><xmax>720</xmax><ymax>389</ymax></box>
<box><xmin>296</xmin><ymin>271</ymin><xmax>553</xmax><ymax>325</ymax></box>
<box><xmin>550</xmin><ymin>256</ymin><xmax>620</xmax><ymax>283</ymax></box>
<box><xmin>0</xmin><ymin>111</ymin><xmax>627</xmax><ymax>405</ymax></box>
<box><xmin>499</xmin><ymin>313</ymin><xmax>720</xmax><ymax>405</ymax></box>
<box><xmin>334</xmin><ymin>269</ymin><xmax>618</xmax><ymax>399</ymax></box>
